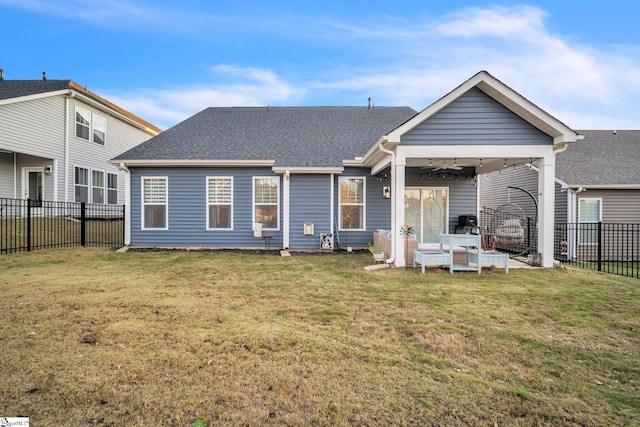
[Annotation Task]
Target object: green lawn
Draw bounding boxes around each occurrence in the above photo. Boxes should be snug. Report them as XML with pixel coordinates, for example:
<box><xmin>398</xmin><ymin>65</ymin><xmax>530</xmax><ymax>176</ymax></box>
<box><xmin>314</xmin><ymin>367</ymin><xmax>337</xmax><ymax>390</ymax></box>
<box><xmin>0</xmin><ymin>248</ymin><xmax>638</xmax><ymax>426</ymax></box>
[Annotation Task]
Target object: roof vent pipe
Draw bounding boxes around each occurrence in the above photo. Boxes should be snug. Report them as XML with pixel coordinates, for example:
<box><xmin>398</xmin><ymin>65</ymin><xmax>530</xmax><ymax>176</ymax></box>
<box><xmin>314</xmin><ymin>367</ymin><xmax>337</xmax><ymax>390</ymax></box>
<box><xmin>368</xmin><ymin>97</ymin><xmax>371</xmax><ymax>109</ymax></box>
<box><xmin>42</xmin><ymin>71</ymin><xmax>47</xmax><ymax>81</ymax></box>
<box><xmin>0</xmin><ymin>69</ymin><xmax>4</xmax><ymax>81</ymax></box>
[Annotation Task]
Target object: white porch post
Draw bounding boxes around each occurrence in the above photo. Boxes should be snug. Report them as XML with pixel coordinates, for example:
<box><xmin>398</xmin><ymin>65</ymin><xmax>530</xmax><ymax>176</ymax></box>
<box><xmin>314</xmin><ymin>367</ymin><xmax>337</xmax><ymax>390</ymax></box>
<box><xmin>393</xmin><ymin>157</ymin><xmax>406</xmax><ymax>266</ymax></box>
<box><xmin>537</xmin><ymin>153</ymin><xmax>556</xmax><ymax>267</ymax></box>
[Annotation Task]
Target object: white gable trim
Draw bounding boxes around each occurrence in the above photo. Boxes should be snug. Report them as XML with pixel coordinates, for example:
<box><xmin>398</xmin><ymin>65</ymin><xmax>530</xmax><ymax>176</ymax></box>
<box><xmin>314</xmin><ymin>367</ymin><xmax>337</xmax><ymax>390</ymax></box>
<box><xmin>0</xmin><ymin>89</ymin><xmax>71</xmax><ymax>106</ymax></box>
<box><xmin>386</xmin><ymin>71</ymin><xmax>578</xmax><ymax>145</ymax></box>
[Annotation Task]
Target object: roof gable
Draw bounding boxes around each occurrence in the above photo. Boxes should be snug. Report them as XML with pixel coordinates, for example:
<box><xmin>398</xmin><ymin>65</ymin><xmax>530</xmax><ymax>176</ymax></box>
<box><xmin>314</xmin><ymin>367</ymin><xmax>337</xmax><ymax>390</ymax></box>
<box><xmin>401</xmin><ymin>87</ymin><xmax>552</xmax><ymax>145</ymax></box>
<box><xmin>386</xmin><ymin>70</ymin><xmax>578</xmax><ymax>145</ymax></box>
<box><xmin>0</xmin><ymin>79</ymin><xmax>161</xmax><ymax>135</ymax></box>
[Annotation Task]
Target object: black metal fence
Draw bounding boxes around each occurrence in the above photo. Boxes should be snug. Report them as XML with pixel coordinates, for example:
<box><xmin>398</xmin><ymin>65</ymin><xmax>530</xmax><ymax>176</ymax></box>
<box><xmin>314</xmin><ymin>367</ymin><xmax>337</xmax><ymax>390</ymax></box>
<box><xmin>1</xmin><ymin>198</ymin><xmax>124</xmax><ymax>254</ymax></box>
<box><xmin>554</xmin><ymin>222</ymin><xmax>640</xmax><ymax>279</ymax></box>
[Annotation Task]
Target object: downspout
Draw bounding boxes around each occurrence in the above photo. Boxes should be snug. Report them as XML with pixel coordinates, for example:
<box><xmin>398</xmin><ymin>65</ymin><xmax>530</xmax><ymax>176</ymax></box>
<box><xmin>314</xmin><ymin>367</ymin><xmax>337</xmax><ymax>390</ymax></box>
<box><xmin>64</xmin><ymin>91</ymin><xmax>74</xmax><ymax>202</ymax></box>
<box><xmin>330</xmin><ymin>174</ymin><xmax>335</xmax><ymax>246</ymax></box>
<box><xmin>378</xmin><ymin>141</ymin><xmax>396</xmax><ymax>264</ymax></box>
<box><xmin>13</xmin><ymin>152</ymin><xmax>17</xmax><ymax>199</ymax></box>
<box><xmin>283</xmin><ymin>169</ymin><xmax>290</xmax><ymax>249</ymax></box>
<box><xmin>118</xmin><ymin>162</ymin><xmax>131</xmax><ymax>246</ymax></box>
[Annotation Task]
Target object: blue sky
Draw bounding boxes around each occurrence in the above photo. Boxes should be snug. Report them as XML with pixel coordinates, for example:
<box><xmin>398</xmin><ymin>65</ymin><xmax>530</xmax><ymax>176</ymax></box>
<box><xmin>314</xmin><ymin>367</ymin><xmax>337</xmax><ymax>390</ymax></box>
<box><xmin>1</xmin><ymin>0</ymin><xmax>639</xmax><ymax>130</ymax></box>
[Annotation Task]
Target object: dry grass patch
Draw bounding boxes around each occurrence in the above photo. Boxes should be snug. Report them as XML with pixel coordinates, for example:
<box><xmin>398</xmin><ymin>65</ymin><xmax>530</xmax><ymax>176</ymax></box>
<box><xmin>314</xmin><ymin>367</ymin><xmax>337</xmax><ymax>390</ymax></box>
<box><xmin>0</xmin><ymin>248</ymin><xmax>638</xmax><ymax>426</ymax></box>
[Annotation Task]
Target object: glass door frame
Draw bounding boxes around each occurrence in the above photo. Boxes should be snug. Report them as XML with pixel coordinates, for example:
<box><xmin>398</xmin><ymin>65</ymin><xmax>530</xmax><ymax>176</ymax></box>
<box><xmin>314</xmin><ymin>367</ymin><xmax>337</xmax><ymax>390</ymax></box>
<box><xmin>21</xmin><ymin>167</ymin><xmax>45</xmax><ymax>207</ymax></box>
<box><xmin>404</xmin><ymin>186</ymin><xmax>449</xmax><ymax>244</ymax></box>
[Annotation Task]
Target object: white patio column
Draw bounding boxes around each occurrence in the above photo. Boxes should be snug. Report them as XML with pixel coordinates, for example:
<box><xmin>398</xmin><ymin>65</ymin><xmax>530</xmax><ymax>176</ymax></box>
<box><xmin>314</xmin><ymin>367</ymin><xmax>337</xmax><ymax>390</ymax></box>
<box><xmin>537</xmin><ymin>153</ymin><xmax>556</xmax><ymax>267</ymax></box>
<box><xmin>393</xmin><ymin>158</ymin><xmax>406</xmax><ymax>266</ymax></box>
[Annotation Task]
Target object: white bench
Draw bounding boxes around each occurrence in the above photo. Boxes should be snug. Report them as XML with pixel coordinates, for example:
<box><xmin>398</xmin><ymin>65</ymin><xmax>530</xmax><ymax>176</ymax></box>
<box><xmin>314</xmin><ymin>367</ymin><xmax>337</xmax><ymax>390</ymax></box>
<box><xmin>413</xmin><ymin>250</ymin><xmax>451</xmax><ymax>273</ymax></box>
<box><xmin>468</xmin><ymin>251</ymin><xmax>509</xmax><ymax>273</ymax></box>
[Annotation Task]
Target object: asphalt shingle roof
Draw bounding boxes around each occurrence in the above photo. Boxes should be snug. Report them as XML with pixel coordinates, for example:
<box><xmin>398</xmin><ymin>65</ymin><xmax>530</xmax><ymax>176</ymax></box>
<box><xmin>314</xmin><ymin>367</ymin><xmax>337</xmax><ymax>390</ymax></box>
<box><xmin>557</xmin><ymin>130</ymin><xmax>640</xmax><ymax>186</ymax></box>
<box><xmin>0</xmin><ymin>79</ymin><xmax>73</xmax><ymax>100</ymax></box>
<box><xmin>113</xmin><ymin>106</ymin><xmax>418</xmax><ymax>168</ymax></box>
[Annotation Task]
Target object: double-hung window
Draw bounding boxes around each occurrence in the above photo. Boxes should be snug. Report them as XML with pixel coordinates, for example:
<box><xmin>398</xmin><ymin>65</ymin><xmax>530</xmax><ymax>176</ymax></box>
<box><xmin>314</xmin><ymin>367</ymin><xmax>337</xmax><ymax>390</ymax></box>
<box><xmin>74</xmin><ymin>167</ymin><xmax>89</xmax><ymax>203</ymax></box>
<box><xmin>92</xmin><ymin>170</ymin><xmax>105</xmax><ymax>204</ymax></box>
<box><xmin>207</xmin><ymin>177</ymin><xmax>233</xmax><ymax>230</ymax></box>
<box><xmin>578</xmin><ymin>198</ymin><xmax>602</xmax><ymax>245</ymax></box>
<box><xmin>107</xmin><ymin>173</ymin><xmax>118</xmax><ymax>204</ymax></box>
<box><xmin>75</xmin><ymin>106</ymin><xmax>106</xmax><ymax>145</ymax></box>
<box><xmin>339</xmin><ymin>177</ymin><xmax>365</xmax><ymax>230</ymax></box>
<box><xmin>142</xmin><ymin>177</ymin><xmax>168</xmax><ymax>230</ymax></box>
<box><xmin>253</xmin><ymin>177</ymin><xmax>279</xmax><ymax>230</ymax></box>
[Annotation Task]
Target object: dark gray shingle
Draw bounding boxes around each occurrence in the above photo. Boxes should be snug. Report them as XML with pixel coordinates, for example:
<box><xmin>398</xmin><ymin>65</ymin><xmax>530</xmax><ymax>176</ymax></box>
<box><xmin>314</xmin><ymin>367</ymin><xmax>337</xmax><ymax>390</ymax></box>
<box><xmin>557</xmin><ymin>130</ymin><xmax>640</xmax><ymax>186</ymax></box>
<box><xmin>113</xmin><ymin>106</ymin><xmax>418</xmax><ymax>168</ymax></box>
<box><xmin>0</xmin><ymin>80</ymin><xmax>72</xmax><ymax>100</ymax></box>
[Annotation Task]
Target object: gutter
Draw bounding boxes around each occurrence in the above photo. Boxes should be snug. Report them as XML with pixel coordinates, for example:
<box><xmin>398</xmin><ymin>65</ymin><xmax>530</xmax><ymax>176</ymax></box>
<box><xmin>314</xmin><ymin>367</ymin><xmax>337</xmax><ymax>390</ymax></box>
<box><xmin>117</xmin><ymin>162</ymin><xmax>132</xmax><ymax>246</ymax></box>
<box><xmin>110</xmin><ymin>159</ymin><xmax>276</xmax><ymax>167</ymax></box>
<box><xmin>378</xmin><ymin>140</ymin><xmax>396</xmax><ymax>264</ymax></box>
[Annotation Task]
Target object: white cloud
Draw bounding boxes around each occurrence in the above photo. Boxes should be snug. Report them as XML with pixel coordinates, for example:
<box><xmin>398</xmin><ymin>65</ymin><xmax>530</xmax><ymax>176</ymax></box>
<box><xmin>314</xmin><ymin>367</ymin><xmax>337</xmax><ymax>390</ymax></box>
<box><xmin>91</xmin><ymin>5</ymin><xmax>640</xmax><ymax>130</ymax></box>
<box><xmin>103</xmin><ymin>65</ymin><xmax>303</xmax><ymax>130</ymax></box>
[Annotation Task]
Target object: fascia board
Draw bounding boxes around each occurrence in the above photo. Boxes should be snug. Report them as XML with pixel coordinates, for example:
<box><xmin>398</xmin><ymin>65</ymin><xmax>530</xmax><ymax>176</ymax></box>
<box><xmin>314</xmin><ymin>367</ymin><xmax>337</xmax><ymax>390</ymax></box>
<box><xmin>272</xmin><ymin>167</ymin><xmax>344</xmax><ymax>174</ymax></box>
<box><xmin>567</xmin><ymin>184</ymin><xmax>640</xmax><ymax>190</ymax></box>
<box><xmin>0</xmin><ymin>89</ymin><xmax>70</xmax><ymax>105</ymax></box>
<box><xmin>111</xmin><ymin>159</ymin><xmax>276</xmax><ymax>167</ymax></box>
<box><xmin>72</xmin><ymin>91</ymin><xmax>160</xmax><ymax>136</ymax></box>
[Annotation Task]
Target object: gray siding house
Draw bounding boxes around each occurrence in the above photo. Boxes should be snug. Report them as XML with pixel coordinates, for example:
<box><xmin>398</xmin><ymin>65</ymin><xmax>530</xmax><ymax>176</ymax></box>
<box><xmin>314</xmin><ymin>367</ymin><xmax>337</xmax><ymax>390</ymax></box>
<box><xmin>0</xmin><ymin>71</ymin><xmax>161</xmax><ymax>205</ymax></box>
<box><xmin>113</xmin><ymin>71</ymin><xmax>580</xmax><ymax>267</ymax></box>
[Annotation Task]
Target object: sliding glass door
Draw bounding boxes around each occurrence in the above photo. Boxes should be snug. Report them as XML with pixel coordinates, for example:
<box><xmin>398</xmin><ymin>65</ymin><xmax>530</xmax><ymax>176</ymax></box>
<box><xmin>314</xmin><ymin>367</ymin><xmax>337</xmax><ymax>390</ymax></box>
<box><xmin>404</xmin><ymin>187</ymin><xmax>448</xmax><ymax>243</ymax></box>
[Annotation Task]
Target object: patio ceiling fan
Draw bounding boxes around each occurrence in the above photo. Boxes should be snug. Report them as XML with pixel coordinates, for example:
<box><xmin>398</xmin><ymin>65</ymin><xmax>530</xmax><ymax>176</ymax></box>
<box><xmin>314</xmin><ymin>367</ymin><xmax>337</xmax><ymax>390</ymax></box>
<box><xmin>424</xmin><ymin>159</ymin><xmax>463</xmax><ymax>171</ymax></box>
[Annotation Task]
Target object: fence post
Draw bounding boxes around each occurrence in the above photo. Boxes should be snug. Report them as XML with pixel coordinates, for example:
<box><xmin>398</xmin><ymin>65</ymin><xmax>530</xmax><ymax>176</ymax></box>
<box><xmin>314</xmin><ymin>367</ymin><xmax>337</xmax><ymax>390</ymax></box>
<box><xmin>80</xmin><ymin>202</ymin><xmax>86</xmax><ymax>247</ymax></box>
<box><xmin>597</xmin><ymin>221</ymin><xmax>602</xmax><ymax>272</ymax></box>
<box><xmin>26</xmin><ymin>198</ymin><xmax>32</xmax><ymax>252</ymax></box>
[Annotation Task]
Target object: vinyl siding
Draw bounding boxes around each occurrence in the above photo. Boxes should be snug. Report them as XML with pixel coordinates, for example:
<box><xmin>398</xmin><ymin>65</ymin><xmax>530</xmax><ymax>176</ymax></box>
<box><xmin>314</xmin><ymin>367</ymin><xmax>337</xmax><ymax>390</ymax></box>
<box><xmin>128</xmin><ymin>166</ymin><xmax>479</xmax><ymax>250</ymax></box>
<box><xmin>0</xmin><ymin>95</ymin><xmax>65</xmax><ymax>158</ymax></box>
<box><xmin>0</xmin><ymin>94</ymin><xmax>153</xmax><ymax>203</ymax></box>
<box><xmin>289</xmin><ymin>174</ymin><xmax>332</xmax><ymax>249</ymax></box>
<box><xmin>573</xmin><ymin>189</ymin><xmax>640</xmax><ymax>223</ymax></box>
<box><xmin>0</xmin><ymin>153</ymin><xmax>14</xmax><ymax>198</ymax></box>
<box><xmin>335</xmin><ymin>168</ymin><xmax>393</xmax><ymax>249</ymax></box>
<box><xmin>130</xmin><ymin>167</ymin><xmax>283</xmax><ymax>248</ymax></box>
<box><xmin>479</xmin><ymin>164</ymin><xmax>539</xmax><ymax>219</ymax></box>
<box><xmin>66</xmin><ymin>99</ymin><xmax>152</xmax><ymax>204</ymax></box>
<box><xmin>401</xmin><ymin>88</ymin><xmax>552</xmax><ymax>146</ymax></box>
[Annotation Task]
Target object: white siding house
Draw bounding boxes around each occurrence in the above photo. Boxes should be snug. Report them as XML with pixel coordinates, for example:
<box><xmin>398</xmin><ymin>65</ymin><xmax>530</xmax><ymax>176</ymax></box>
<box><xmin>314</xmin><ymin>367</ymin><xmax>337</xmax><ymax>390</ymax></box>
<box><xmin>0</xmin><ymin>74</ymin><xmax>160</xmax><ymax>204</ymax></box>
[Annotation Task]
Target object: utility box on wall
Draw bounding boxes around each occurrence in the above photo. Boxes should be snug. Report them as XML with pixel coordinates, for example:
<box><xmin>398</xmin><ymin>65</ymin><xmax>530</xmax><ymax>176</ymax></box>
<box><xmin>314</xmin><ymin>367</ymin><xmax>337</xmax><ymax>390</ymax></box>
<box><xmin>303</xmin><ymin>223</ymin><xmax>314</xmax><ymax>235</ymax></box>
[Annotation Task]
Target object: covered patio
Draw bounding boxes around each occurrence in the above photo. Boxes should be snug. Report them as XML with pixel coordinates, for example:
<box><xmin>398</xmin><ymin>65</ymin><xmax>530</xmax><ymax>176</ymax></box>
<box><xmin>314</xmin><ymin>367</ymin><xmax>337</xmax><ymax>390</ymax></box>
<box><xmin>358</xmin><ymin>71</ymin><xmax>581</xmax><ymax>268</ymax></box>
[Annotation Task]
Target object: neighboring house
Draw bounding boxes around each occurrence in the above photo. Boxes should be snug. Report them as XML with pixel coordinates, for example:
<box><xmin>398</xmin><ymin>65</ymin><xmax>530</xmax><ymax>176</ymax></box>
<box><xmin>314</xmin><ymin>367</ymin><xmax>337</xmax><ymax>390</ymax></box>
<box><xmin>0</xmin><ymin>71</ymin><xmax>161</xmax><ymax>205</ymax></box>
<box><xmin>112</xmin><ymin>71</ymin><xmax>580</xmax><ymax>267</ymax></box>
<box><xmin>479</xmin><ymin>130</ymin><xmax>640</xmax><ymax>257</ymax></box>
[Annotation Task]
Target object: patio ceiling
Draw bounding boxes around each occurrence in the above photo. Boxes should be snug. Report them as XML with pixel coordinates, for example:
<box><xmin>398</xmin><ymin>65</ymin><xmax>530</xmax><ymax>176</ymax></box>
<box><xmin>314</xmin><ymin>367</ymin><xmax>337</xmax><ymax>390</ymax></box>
<box><xmin>405</xmin><ymin>157</ymin><xmax>537</xmax><ymax>173</ymax></box>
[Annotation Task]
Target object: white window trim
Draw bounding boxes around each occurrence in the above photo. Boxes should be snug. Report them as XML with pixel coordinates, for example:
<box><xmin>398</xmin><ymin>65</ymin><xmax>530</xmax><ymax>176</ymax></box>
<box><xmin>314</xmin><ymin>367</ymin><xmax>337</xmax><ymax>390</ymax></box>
<box><xmin>338</xmin><ymin>176</ymin><xmax>367</xmax><ymax>231</ymax></box>
<box><xmin>206</xmin><ymin>176</ymin><xmax>234</xmax><ymax>231</ymax></box>
<box><xmin>107</xmin><ymin>173</ymin><xmax>118</xmax><ymax>205</ymax></box>
<box><xmin>92</xmin><ymin>170</ymin><xmax>105</xmax><ymax>204</ymax></box>
<box><xmin>577</xmin><ymin>197</ymin><xmax>602</xmax><ymax>246</ymax></box>
<box><xmin>141</xmin><ymin>176</ymin><xmax>169</xmax><ymax>231</ymax></box>
<box><xmin>252</xmin><ymin>176</ymin><xmax>280</xmax><ymax>231</ymax></box>
<box><xmin>74</xmin><ymin>165</ymin><xmax>90</xmax><ymax>203</ymax></box>
<box><xmin>75</xmin><ymin>105</ymin><xmax>107</xmax><ymax>145</ymax></box>
<box><xmin>74</xmin><ymin>165</ymin><xmax>115</xmax><ymax>205</ymax></box>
